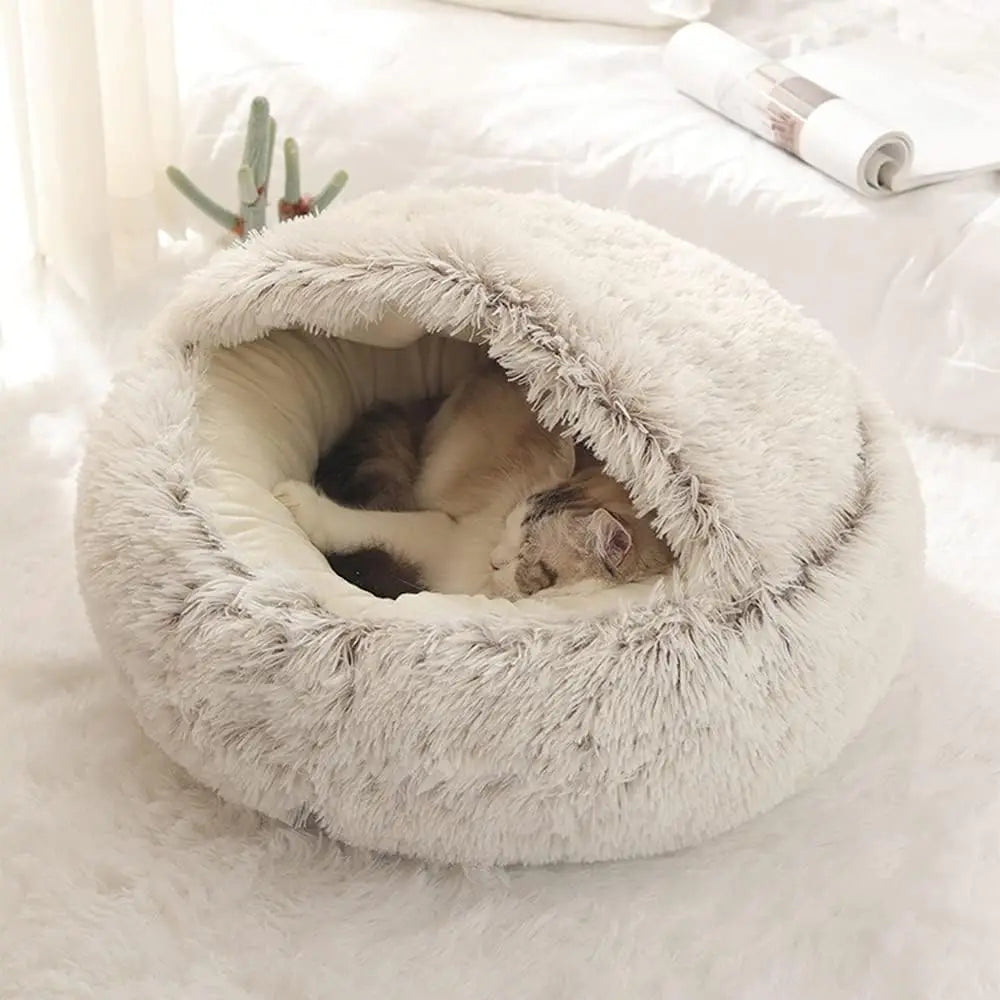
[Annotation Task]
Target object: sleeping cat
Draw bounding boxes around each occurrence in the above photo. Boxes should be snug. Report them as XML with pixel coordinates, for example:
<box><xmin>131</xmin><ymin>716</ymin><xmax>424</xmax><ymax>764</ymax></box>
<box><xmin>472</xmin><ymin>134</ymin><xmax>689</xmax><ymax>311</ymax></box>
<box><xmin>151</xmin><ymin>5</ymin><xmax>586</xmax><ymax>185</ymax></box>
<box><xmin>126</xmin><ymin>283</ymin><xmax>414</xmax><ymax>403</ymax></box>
<box><xmin>274</xmin><ymin>363</ymin><xmax>674</xmax><ymax>599</ymax></box>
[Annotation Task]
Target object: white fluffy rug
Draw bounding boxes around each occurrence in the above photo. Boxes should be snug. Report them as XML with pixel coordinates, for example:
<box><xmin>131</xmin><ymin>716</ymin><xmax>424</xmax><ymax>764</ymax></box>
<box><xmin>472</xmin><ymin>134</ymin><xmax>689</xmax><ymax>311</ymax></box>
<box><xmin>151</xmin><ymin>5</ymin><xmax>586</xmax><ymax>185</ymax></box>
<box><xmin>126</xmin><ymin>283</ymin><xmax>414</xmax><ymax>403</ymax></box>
<box><xmin>3</xmin><ymin>287</ymin><xmax>1000</xmax><ymax>998</ymax></box>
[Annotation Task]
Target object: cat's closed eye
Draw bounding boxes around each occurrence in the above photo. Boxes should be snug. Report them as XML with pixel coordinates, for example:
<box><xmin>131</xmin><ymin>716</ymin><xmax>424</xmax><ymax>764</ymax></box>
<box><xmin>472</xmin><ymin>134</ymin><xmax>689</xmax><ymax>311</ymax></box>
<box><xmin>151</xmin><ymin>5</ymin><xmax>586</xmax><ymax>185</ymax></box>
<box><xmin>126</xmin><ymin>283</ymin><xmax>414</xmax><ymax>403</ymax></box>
<box><xmin>514</xmin><ymin>558</ymin><xmax>558</xmax><ymax>595</ymax></box>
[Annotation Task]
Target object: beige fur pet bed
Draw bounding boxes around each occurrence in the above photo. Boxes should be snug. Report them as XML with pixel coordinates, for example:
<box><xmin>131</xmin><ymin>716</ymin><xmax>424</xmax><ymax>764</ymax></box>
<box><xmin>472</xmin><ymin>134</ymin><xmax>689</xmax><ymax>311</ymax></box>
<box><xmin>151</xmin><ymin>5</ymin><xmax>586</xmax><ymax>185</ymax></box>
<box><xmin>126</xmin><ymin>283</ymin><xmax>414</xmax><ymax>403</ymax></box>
<box><xmin>75</xmin><ymin>188</ymin><xmax>924</xmax><ymax>865</ymax></box>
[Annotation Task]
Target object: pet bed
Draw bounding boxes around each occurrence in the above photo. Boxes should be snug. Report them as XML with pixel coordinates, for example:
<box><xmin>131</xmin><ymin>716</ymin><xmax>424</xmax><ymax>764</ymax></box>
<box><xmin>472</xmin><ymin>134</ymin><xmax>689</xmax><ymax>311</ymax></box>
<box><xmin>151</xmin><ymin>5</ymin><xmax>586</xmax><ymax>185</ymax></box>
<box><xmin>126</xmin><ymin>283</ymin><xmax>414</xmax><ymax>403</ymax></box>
<box><xmin>75</xmin><ymin>188</ymin><xmax>924</xmax><ymax>866</ymax></box>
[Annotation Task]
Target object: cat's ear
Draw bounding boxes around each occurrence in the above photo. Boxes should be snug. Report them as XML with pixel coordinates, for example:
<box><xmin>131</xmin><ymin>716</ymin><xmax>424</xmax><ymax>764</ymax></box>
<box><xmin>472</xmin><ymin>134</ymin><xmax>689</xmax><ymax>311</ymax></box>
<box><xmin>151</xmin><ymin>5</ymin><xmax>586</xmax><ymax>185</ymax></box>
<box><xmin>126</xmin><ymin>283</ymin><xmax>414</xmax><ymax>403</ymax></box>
<box><xmin>587</xmin><ymin>509</ymin><xmax>632</xmax><ymax>570</ymax></box>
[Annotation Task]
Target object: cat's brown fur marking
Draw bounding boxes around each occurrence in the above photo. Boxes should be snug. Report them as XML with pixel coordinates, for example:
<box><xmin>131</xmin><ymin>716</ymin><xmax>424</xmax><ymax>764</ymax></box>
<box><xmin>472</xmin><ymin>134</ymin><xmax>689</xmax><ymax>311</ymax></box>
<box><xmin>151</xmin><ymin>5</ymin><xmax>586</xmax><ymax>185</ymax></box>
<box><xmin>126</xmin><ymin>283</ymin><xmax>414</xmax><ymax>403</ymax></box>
<box><xmin>314</xmin><ymin>397</ymin><xmax>442</xmax><ymax>597</ymax></box>
<box><xmin>315</xmin><ymin>397</ymin><xmax>441</xmax><ymax>512</ymax></box>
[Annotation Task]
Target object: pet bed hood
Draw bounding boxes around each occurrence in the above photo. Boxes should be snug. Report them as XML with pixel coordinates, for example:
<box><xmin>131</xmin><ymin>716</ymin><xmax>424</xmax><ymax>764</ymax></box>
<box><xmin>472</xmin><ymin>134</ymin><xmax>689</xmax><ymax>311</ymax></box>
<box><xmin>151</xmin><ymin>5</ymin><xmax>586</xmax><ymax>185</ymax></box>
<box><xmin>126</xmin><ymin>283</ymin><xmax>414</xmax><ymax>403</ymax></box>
<box><xmin>76</xmin><ymin>188</ymin><xmax>924</xmax><ymax>865</ymax></box>
<box><xmin>161</xmin><ymin>187</ymin><xmax>865</xmax><ymax>605</ymax></box>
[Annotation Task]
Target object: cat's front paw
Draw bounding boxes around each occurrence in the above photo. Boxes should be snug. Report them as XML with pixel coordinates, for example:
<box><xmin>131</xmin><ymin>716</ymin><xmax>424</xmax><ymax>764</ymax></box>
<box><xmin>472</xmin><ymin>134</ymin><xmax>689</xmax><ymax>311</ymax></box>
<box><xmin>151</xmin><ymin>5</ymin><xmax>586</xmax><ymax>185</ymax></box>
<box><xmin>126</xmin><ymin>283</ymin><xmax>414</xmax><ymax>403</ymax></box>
<box><xmin>274</xmin><ymin>478</ymin><xmax>319</xmax><ymax>513</ymax></box>
<box><xmin>273</xmin><ymin>479</ymin><xmax>328</xmax><ymax>537</ymax></box>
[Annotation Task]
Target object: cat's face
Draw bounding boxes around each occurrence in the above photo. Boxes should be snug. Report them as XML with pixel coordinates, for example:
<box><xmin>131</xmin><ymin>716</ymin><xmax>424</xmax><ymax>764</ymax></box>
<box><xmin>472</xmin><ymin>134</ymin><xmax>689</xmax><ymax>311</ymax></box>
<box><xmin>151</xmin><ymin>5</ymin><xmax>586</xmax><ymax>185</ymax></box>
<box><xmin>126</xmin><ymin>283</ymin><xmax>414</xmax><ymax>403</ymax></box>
<box><xmin>489</xmin><ymin>486</ymin><xmax>633</xmax><ymax>600</ymax></box>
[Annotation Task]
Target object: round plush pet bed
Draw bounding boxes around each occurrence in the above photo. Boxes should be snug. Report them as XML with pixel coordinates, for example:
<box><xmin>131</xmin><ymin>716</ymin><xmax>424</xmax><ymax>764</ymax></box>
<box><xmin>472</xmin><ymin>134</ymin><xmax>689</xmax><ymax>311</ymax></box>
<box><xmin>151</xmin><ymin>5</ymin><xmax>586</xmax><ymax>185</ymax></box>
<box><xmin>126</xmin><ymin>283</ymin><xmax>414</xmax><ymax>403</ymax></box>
<box><xmin>76</xmin><ymin>188</ymin><xmax>924</xmax><ymax>866</ymax></box>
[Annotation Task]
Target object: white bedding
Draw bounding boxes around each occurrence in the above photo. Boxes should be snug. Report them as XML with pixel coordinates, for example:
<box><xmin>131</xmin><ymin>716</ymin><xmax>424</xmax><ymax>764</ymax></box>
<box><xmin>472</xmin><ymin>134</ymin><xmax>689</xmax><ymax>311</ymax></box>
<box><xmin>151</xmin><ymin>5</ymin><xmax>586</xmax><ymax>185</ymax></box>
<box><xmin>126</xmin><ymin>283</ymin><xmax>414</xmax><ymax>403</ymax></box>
<box><xmin>438</xmin><ymin>0</ymin><xmax>711</xmax><ymax>27</ymax></box>
<box><xmin>173</xmin><ymin>0</ymin><xmax>1000</xmax><ymax>437</ymax></box>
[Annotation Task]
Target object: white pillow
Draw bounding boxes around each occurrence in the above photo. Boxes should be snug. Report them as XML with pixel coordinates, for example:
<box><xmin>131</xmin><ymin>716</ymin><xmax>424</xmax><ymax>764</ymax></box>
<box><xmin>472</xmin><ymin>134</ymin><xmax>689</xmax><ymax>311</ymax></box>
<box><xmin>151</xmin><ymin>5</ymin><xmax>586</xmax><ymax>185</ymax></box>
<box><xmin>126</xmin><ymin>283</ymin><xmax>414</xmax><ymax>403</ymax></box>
<box><xmin>437</xmin><ymin>0</ymin><xmax>711</xmax><ymax>28</ymax></box>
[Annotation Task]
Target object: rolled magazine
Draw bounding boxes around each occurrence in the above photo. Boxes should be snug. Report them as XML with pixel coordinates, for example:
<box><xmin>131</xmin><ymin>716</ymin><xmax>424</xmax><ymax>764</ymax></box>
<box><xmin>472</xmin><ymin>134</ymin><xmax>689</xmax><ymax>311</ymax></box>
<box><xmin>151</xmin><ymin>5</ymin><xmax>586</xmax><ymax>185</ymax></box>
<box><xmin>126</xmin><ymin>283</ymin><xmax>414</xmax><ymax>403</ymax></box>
<box><xmin>665</xmin><ymin>23</ymin><xmax>1000</xmax><ymax>198</ymax></box>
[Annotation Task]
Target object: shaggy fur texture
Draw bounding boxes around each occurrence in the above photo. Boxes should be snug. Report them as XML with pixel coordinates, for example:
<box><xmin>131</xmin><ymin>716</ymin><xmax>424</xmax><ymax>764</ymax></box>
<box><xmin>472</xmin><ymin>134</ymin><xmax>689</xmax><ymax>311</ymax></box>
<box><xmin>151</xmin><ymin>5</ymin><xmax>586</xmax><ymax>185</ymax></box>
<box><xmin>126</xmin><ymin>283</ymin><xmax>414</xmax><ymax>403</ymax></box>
<box><xmin>74</xmin><ymin>188</ymin><xmax>924</xmax><ymax>865</ymax></box>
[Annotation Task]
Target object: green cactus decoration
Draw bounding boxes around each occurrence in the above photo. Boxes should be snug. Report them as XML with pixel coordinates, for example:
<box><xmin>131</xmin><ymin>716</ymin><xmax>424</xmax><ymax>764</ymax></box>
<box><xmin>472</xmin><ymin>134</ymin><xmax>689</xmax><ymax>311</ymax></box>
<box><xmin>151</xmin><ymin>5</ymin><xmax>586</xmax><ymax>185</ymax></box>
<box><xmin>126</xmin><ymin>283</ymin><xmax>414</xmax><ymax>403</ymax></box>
<box><xmin>277</xmin><ymin>137</ymin><xmax>348</xmax><ymax>222</ymax></box>
<box><xmin>166</xmin><ymin>96</ymin><xmax>348</xmax><ymax>237</ymax></box>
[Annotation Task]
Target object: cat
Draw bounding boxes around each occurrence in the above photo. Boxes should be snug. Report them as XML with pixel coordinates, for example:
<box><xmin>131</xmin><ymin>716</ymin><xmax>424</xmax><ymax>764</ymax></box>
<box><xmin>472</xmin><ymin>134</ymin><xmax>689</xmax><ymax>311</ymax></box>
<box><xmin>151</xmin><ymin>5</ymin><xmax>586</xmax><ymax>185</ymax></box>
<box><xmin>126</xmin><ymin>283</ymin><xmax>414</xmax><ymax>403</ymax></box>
<box><xmin>274</xmin><ymin>363</ymin><xmax>675</xmax><ymax>599</ymax></box>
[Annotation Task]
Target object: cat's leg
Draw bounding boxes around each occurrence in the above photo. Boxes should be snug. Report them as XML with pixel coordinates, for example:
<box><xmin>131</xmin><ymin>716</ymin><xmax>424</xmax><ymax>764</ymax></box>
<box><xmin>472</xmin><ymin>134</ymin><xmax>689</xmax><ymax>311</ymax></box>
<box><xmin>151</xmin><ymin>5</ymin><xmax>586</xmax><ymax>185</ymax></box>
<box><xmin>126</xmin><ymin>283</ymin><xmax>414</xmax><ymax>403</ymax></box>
<box><xmin>273</xmin><ymin>480</ymin><xmax>456</xmax><ymax>567</ymax></box>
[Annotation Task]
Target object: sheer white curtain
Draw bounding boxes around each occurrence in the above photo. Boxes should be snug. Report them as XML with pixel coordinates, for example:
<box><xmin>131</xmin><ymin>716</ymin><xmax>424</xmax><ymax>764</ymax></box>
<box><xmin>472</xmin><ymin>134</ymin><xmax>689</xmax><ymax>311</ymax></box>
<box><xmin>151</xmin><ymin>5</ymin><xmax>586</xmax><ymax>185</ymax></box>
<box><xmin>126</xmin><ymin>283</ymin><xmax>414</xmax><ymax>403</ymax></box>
<box><xmin>1</xmin><ymin>0</ymin><xmax>180</xmax><ymax>302</ymax></box>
